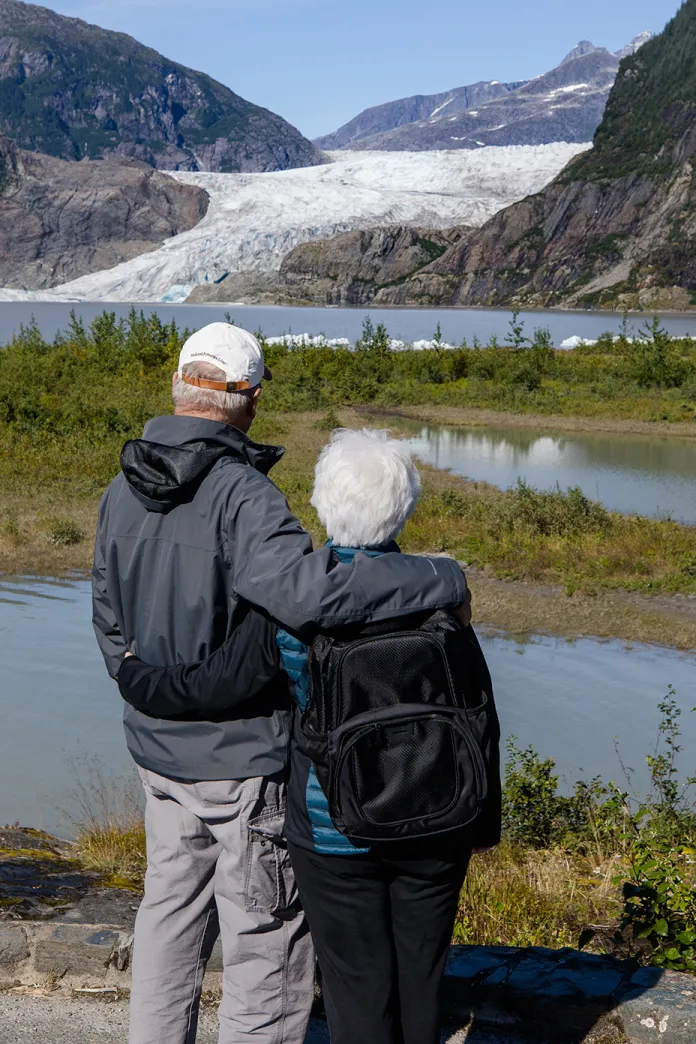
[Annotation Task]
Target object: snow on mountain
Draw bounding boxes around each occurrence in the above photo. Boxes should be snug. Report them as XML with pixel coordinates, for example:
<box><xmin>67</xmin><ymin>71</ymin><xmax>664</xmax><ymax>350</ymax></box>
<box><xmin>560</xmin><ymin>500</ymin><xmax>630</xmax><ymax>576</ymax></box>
<box><xmin>615</xmin><ymin>31</ymin><xmax>653</xmax><ymax>59</ymax></box>
<box><xmin>0</xmin><ymin>144</ymin><xmax>590</xmax><ymax>304</ymax></box>
<box><xmin>317</xmin><ymin>34</ymin><xmax>655</xmax><ymax>155</ymax></box>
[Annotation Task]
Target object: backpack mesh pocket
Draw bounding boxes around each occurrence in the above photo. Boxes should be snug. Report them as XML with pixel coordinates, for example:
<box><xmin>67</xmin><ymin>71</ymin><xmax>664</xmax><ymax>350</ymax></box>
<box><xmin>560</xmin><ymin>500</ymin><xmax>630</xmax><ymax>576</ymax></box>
<box><xmin>337</xmin><ymin>633</ymin><xmax>455</xmax><ymax>721</ymax></box>
<box><xmin>350</xmin><ymin>716</ymin><xmax>459</xmax><ymax>824</ymax></box>
<box><xmin>329</xmin><ymin>707</ymin><xmax>485</xmax><ymax>839</ymax></box>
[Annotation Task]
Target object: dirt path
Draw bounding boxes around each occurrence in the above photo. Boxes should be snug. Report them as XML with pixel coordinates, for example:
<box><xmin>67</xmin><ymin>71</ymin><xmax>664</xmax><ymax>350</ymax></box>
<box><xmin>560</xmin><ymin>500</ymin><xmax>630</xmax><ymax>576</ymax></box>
<box><xmin>0</xmin><ymin>994</ymin><xmax>487</xmax><ymax>1044</ymax></box>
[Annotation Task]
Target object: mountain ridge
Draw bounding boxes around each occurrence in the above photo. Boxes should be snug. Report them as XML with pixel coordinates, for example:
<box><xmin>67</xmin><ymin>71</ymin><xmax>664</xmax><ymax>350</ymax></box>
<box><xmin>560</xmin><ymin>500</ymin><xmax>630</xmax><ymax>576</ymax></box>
<box><xmin>0</xmin><ymin>0</ymin><xmax>324</xmax><ymax>172</ymax></box>
<box><xmin>316</xmin><ymin>34</ymin><xmax>653</xmax><ymax>153</ymax></box>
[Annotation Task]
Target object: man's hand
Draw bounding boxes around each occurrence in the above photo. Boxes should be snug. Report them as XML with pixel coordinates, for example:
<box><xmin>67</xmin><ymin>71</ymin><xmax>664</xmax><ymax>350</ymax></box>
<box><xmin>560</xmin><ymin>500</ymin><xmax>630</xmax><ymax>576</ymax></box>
<box><xmin>453</xmin><ymin>588</ymin><xmax>472</xmax><ymax>629</ymax></box>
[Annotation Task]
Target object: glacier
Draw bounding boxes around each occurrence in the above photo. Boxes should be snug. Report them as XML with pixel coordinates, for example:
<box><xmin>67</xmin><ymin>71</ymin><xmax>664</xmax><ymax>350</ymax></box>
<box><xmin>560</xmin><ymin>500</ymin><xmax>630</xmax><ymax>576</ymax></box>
<box><xmin>0</xmin><ymin>144</ymin><xmax>591</xmax><ymax>304</ymax></box>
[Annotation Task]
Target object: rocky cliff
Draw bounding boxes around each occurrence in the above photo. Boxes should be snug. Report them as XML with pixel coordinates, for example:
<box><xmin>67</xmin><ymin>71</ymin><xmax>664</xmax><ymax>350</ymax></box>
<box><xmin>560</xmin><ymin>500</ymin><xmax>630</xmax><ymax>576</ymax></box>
<box><xmin>0</xmin><ymin>135</ymin><xmax>209</xmax><ymax>289</ymax></box>
<box><xmin>187</xmin><ymin>226</ymin><xmax>472</xmax><ymax>306</ymax></box>
<box><xmin>317</xmin><ymin>36</ymin><xmax>652</xmax><ymax>154</ymax></box>
<box><xmin>0</xmin><ymin>0</ymin><xmax>324</xmax><ymax>172</ymax></box>
<box><xmin>355</xmin><ymin>7</ymin><xmax>696</xmax><ymax>311</ymax></box>
<box><xmin>410</xmin><ymin>3</ymin><xmax>696</xmax><ymax>310</ymax></box>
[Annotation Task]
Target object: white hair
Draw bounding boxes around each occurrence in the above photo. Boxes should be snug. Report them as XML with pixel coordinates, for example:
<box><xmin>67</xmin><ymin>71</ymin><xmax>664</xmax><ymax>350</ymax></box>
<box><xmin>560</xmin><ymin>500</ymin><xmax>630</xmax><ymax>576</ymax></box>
<box><xmin>172</xmin><ymin>361</ymin><xmax>251</xmax><ymax>419</ymax></box>
<box><xmin>311</xmin><ymin>428</ymin><xmax>421</xmax><ymax>548</ymax></box>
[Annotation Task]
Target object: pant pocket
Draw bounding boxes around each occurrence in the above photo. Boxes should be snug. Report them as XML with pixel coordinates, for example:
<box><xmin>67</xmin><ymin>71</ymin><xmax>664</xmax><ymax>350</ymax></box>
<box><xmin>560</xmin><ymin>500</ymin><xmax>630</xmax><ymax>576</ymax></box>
<box><xmin>244</xmin><ymin>808</ymin><xmax>297</xmax><ymax>916</ymax></box>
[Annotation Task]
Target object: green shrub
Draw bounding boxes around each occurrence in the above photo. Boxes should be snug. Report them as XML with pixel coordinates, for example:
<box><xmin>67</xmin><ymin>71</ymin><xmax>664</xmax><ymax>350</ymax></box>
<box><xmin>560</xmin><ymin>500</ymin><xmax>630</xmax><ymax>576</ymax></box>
<box><xmin>490</xmin><ymin>481</ymin><xmax>612</xmax><ymax>539</ymax></box>
<box><xmin>618</xmin><ymin>839</ymin><xmax>696</xmax><ymax>971</ymax></box>
<box><xmin>0</xmin><ymin>514</ymin><xmax>21</xmax><ymax>542</ymax></box>
<box><xmin>628</xmin><ymin>317</ymin><xmax>689</xmax><ymax>389</ymax></box>
<box><xmin>312</xmin><ymin>409</ymin><xmax>342</xmax><ymax>431</ymax></box>
<box><xmin>502</xmin><ymin>739</ymin><xmax>564</xmax><ymax>848</ymax></box>
<box><xmin>42</xmin><ymin>517</ymin><xmax>85</xmax><ymax>546</ymax></box>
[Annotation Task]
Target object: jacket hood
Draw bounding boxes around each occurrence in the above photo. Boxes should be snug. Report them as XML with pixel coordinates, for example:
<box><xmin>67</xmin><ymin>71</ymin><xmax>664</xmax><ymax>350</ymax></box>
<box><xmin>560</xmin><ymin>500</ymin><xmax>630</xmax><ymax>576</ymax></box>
<box><xmin>121</xmin><ymin>415</ymin><xmax>284</xmax><ymax>513</ymax></box>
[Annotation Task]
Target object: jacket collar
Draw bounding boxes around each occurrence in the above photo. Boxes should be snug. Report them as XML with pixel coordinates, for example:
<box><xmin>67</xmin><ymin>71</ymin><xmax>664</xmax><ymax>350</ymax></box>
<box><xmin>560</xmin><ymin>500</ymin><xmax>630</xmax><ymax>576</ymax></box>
<box><xmin>143</xmin><ymin>415</ymin><xmax>285</xmax><ymax>476</ymax></box>
<box><xmin>328</xmin><ymin>540</ymin><xmax>401</xmax><ymax>562</ymax></box>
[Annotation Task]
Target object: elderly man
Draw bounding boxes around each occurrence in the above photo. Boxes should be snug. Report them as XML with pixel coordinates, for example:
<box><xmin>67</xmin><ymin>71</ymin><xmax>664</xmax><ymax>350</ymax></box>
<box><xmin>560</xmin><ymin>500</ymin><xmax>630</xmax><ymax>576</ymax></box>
<box><xmin>92</xmin><ymin>323</ymin><xmax>469</xmax><ymax>1044</ymax></box>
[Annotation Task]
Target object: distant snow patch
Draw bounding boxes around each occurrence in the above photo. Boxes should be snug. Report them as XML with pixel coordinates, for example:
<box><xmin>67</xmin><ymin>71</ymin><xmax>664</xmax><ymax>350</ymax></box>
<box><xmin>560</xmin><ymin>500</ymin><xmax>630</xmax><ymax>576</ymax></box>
<box><xmin>430</xmin><ymin>97</ymin><xmax>454</xmax><ymax>118</ymax></box>
<box><xmin>0</xmin><ymin>143</ymin><xmax>591</xmax><ymax>304</ymax></box>
<box><xmin>266</xmin><ymin>334</ymin><xmax>460</xmax><ymax>350</ymax></box>
<box><xmin>550</xmin><ymin>83</ymin><xmax>590</xmax><ymax>95</ymax></box>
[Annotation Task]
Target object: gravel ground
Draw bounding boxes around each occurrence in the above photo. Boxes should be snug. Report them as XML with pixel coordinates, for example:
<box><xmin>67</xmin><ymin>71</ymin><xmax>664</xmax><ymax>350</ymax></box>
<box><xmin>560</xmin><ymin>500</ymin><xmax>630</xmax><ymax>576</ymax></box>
<box><xmin>0</xmin><ymin>994</ymin><xmax>527</xmax><ymax>1043</ymax></box>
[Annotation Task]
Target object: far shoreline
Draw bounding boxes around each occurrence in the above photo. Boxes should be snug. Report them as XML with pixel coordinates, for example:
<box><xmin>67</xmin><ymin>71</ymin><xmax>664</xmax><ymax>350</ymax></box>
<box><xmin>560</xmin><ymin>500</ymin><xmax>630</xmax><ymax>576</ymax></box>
<box><xmin>2</xmin><ymin>299</ymin><xmax>696</xmax><ymax>318</ymax></box>
<box><xmin>365</xmin><ymin>404</ymin><xmax>696</xmax><ymax>440</ymax></box>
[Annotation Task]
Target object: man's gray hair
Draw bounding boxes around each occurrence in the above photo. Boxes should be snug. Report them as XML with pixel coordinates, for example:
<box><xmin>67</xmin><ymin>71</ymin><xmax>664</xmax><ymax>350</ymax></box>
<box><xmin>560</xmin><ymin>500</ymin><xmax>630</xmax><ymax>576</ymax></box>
<box><xmin>311</xmin><ymin>428</ymin><xmax>421</xmax><ymax>549</ymax></box>
<box><xmin>172</xmin><ymin>361</ymin><xmax>251</xmax><ymax>419</ymax></box>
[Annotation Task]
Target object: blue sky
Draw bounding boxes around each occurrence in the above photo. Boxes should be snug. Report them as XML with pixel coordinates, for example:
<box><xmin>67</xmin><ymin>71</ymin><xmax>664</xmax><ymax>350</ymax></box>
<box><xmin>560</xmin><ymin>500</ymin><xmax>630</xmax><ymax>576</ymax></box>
<box><xmin>30</xmin><ymin>0</ymin><xmax>683</xmax><ymax>139</ymax></box>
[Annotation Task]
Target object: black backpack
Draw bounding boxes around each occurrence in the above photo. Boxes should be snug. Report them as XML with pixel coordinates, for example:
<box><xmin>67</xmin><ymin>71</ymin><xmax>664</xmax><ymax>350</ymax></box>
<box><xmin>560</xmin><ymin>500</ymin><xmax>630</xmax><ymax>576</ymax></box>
<box><xmin>298</xmin><ymin>610</ymin><xmax>499</xmax><ymax>843</ymax></box>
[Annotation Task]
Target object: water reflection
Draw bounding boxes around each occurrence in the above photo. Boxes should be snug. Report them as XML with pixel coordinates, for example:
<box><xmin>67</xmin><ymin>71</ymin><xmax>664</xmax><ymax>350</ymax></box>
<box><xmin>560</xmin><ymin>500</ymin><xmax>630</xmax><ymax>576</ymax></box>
<box><xmin>0</xmin><ymin>576</ymin><xmax>132</xmax><ymax>835</ymax></box>
<box><xmin>404</xmin><ymin>423</ymin><xmax>696</xmax><ymax>522</ymax></box>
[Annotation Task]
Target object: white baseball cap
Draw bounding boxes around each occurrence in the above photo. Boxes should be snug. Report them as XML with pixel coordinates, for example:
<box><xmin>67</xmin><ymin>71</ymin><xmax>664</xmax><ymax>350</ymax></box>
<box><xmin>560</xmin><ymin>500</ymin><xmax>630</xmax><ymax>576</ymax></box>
<box><xmin>178</xmin><ymin>323</ymin><xmax>272</xmax><ymax>392</ymax></box>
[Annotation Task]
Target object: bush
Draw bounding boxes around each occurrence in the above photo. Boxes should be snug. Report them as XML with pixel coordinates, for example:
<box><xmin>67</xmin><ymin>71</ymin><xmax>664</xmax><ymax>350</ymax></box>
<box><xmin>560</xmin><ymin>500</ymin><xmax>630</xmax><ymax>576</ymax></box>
<box><xmin>628</xmin><ymin>317</ymin><xmax>689</xmax><ymax>389</ymax></box>
<box><xmin>618</xmin><ymin>839</ymin><xmax>696</xmax><ymax>971</ymax></box>
<box><xmin>3</xmin><ymin>309</ymin><xmax>696</xmax><ymax>440</ymax></box>
<box><xmin>489</xmin><ymin>481</ymin><xmax>612</xmax><ymax>539</ymax></box>
<box><xmin>42</xmin><ymin>516</ymin><xmax>85</xmax><ymax>546</ymax></box>
<box><xmin>502</xmin><ymin>739</ymin><xmax>564</xmax><ymax>848</ymax></box>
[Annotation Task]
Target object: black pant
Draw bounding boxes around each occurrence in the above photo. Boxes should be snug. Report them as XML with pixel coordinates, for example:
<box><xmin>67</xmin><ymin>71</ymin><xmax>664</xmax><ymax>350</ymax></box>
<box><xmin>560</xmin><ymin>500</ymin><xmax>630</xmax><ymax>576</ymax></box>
<box><xmin>288</xmin><ymin>838</ymin><xmax>471</xmax><ymax>1044</ymax></box>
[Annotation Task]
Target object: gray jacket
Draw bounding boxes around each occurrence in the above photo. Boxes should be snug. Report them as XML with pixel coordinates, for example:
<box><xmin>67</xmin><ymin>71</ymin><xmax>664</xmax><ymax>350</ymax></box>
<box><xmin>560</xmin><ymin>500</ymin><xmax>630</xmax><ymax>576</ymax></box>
<box><xmin>92</xmin><ymin>415</ymin><xmax>467</xmax><ymax>782</ymax></box>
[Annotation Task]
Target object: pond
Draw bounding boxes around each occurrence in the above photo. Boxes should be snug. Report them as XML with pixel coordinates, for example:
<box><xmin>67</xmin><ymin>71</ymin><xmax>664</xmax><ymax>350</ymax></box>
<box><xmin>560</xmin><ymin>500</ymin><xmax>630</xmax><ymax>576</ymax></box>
<box><xmin>397</xmin><ymin>419</ymin><xmax>696</xmax><ymax>523</ymax></box>
<box><xmin>1</xmin><ymin>576</ymin><xmax>694</xmax><ymax>835</ymax></box>
<box><xmin>1</xmin><ymin>301</ymin><xmax>696</xmax><ymax>349</ymax></box>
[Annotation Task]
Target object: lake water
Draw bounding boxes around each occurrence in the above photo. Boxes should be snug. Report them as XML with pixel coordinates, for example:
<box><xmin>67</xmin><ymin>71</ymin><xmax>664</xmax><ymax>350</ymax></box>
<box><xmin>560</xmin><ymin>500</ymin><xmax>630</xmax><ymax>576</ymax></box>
<box><xmin>398</xmin><ymin>420</ymin><xmax>696</xmax><ymax>523</ymax></box>
<box><xmin>2</xmin><ymin>301</ymin><xmax>696</xmax><ymax>348</ymax></box>
<box><xmin>1</xmin><ymin>576</ymin><xmax>694</xmax><ymax>835</ymax></box>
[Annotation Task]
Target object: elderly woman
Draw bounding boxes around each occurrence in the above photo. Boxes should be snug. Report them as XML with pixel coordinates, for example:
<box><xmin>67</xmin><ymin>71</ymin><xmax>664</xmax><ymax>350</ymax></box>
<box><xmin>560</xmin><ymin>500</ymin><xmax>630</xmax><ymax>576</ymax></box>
<box><xmin>119</xmin><ymin>428</ymin><xmax>500</xmax><ymax>1044</ymax></box>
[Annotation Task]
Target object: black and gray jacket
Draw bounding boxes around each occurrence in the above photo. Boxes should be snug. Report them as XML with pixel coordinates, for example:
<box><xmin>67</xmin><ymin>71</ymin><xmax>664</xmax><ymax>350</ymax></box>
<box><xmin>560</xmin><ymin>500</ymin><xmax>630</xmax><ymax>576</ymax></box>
<box><xmin>92</xmin><ymin>415</ymin><xmax>468</xmax><ymax>782</ymax></box>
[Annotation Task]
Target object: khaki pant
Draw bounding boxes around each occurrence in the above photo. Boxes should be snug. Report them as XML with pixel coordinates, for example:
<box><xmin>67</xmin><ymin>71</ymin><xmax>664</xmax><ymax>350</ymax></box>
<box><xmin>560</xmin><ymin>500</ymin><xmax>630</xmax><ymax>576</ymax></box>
<box><xmin>129</xmin><ymin>769</ymin><xmax>315</xmax><ymax>1044</ymax></box>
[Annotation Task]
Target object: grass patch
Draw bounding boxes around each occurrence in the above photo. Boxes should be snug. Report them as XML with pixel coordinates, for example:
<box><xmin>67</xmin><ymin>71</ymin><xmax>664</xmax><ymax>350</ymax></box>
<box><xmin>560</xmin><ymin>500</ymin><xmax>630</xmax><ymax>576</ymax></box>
<box><xmin>457</xmin><ymin>843</ymin><xmax>621</xmax><ymax>950</ymax></box>
<box><xmin>38</xmin><ymin>515</ymin><xmax>86</xmax><ymax>547</ymax></box>
<box><xmin>406</xmin><ymin>474</ymin><xmax>696</xmax><ymax>597</ymax></box>
<box><xmin>3</xmin><ymin>406</ymin><xmax>696</xmax><ymax>604</ymax></box>
<box><xmin>64</xmin><ymin>761</ymin><xmax>146</xmax><ymax>889</ymax></box>
<box><xmin>73</xmin><ymin>823</ymin><xmax>146</xmax><ymax>890</ymax></box>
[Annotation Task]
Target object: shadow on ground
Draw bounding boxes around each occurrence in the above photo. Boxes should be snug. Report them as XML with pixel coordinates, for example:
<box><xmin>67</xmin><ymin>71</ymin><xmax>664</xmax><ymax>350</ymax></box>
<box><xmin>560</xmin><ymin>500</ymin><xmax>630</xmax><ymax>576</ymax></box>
<box><xmin>440</xmin><ymin>944</ymin><xmax>675</xmax><ymax>1044</ymax></box>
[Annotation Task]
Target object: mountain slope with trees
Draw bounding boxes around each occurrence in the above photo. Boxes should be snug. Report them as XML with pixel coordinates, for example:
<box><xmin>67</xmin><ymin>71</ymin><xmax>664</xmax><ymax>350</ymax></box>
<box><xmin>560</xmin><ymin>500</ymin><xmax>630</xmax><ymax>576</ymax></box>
<box><xmin>384</xmin><ymin>4</ymin><xmax>696</xmax><ymax>310</ymax></box>
<box><xmin>0</xmin><ymin>0</ymin><xmax>323</xmax><ymax>172</ymax></box>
